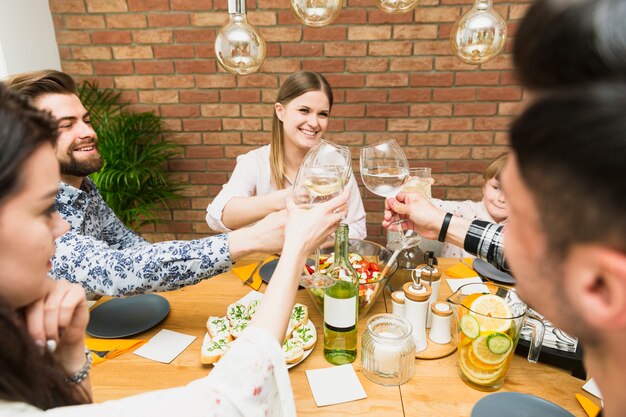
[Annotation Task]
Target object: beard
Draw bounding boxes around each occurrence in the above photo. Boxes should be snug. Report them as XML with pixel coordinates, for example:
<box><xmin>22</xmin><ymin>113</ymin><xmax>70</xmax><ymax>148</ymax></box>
<box><xmin>60</xmin><ymin>152</ymin><xmax>104</xmax><ymax>177</ymax></box>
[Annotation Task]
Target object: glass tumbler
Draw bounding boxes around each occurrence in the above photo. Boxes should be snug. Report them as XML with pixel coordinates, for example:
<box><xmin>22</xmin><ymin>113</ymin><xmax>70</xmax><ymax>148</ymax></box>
<box><xmin>361</xmin><ymin>313</ymin><xmax>416</xmax><ymax>386</ymax></box>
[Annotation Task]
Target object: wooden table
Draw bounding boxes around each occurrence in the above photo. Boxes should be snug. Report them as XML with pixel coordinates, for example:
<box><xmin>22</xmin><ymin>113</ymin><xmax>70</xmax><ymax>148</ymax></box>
<box><xmin>90</xmin><ymin>256</ymin><xmax>592</xmax><ymax>416</ymax></box>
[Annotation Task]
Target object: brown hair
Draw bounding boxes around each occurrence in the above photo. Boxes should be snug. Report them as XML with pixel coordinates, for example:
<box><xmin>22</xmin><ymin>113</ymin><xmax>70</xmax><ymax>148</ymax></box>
<box><xmin>0</xmin><ymin>84</ymin><xmax>89</xmax><ymax>408</ymax></box>
<box><xmin>3</xmin><ymin>69</ymin><xmax>77</xmax><ymax>101</ymax></box>
<box><xmin>270</xmin><ymin>71</ymin><xmax>333</xmax><ymax>189</ymax></box>
<box><xmin>482</xmin><ymin>152</ymin><xmax>509</xmax><ymax>182</ymax></box>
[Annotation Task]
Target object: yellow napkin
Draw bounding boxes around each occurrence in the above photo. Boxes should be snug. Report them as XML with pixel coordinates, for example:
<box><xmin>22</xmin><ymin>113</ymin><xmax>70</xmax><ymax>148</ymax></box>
<box><xmin>232</xmin><ymin>257</ymin><xmax>277</xmax><ymax>290</ymax></box>
<box><xmin>86</xmin><ymin>338</ymin><xmax>146</xmax><ymax>366</ymax></box>
<box><xmin>445</xmin><ymin>258</ymin><xmax>478</xmax><ymax>278</ymax></box>
<box><xmin>576</xmin><ymin>394</ymin><xmax>601</xmax><ymax>417</ymax></box>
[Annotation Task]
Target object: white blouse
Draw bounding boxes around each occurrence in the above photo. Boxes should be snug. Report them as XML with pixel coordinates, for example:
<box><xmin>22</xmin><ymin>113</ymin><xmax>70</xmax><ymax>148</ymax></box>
<box><xmin>206</xmin><ymin>145</ymin><xmax>367</xmax><ymax>239</ymax></box>
<box><xmin>0</xmin><ymin>326</ymin><xmax>296</xmax><ymax>417</ymax></box>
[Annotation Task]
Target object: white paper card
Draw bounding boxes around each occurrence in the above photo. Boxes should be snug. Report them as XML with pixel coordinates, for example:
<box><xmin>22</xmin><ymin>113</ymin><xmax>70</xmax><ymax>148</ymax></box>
<box><xmin>446</xmin><ymin>277</ymin><xmax>489</xmax><ymax>295</ymax></box>
<box><xmin>237</xmin><ymin>289</ymin><xmax>263</xmax><ymax>305</ymax></box>
<box><xmin>134</xmin><ymin>329</ymin><xmax>196</xmax><ymax>363</ymax></box>
<box><xmin>582</xmin><ymin>378</ymin><xmax>603</xmax><ymax>400</ymax></box>
<box><xmin>306</xmin><ymin>364</ymin><xmax>367</xmax><ymax>407</ymax></box>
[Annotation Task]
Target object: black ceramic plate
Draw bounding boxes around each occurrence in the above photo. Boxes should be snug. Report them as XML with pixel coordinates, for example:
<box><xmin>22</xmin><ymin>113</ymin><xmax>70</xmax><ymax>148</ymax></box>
<box><xmin>259</xmin><ymin>258</ymin><xmax>314</xmax><ymax>285</ymax></box>
<box><xmin>473</xmin><ymin>258</ymin><xmax>516</xmax><ymax>285</ymax></box>
<box><xmin>87</xmin><ymin>294</ymin><xmax>170</xmax><ymax>338</ymax></box>
<box><xmin>472</xmin><ymin>392</ymin><xmax>574</xmax><ymax>417</ymax></box>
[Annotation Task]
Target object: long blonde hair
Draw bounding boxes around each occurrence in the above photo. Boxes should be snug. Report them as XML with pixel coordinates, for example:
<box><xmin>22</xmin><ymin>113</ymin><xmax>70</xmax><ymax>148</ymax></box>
<box><xmin>270</xmin><ymin>71</ymin><xmax>333</xmax><ymax>189</ymax></box>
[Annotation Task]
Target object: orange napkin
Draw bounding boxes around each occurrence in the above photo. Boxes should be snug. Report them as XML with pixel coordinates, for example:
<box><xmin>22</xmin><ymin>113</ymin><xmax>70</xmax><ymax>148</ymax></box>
<box><xmin>576</xmin><ymin>394</ymin><xmax>601</xmax><ymax>417</ymax></box>
<box><xmin>232</xmin><ymin>257</ymin><xmax>277</xmax><ymax>290</ymax></box>
<box><xmin>86</xmin><ymin>338</ymin><xmax>146</xmax><ymax>366</ymax></box>
<box><xmin>445</xmin><ymin>258</ymin><xmax>478</xmax><ymax>278</ymax></box>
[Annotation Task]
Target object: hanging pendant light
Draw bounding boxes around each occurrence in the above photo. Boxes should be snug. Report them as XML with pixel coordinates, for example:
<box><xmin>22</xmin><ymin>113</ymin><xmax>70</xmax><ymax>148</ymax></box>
<box><xmin>215</xmin><ymin>0</ymin><xmax>266</xmax><ymax>75</ymax></box>
<box><xmin>450</xmin><ymin>0</ymin><xmax>507</xmax><ymax>65</ymax></box>
<box><xmin>290</xmin><ymin>0</ymin><xmax>343</xmax><ymax>28</ymax></box>
<box><xmin>376</xmin><ymin>0</ymin><xmax>421</xmax><ymax>14</ymax></box>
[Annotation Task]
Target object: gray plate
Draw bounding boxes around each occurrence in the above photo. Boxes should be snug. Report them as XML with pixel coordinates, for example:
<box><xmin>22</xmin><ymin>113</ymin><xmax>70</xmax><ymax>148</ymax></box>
<box><xmin>259</xmin><ymin>258</ymin><xmax>314</xmax><ymax>285</ymax></box>
<box><xmin>87</xmin><ymin>294</ymin><xmax>170</xmax><ymax>339</ymax></box>
<box><xmin>472</xmin><ymin>392</ymin><xmax>574</xmax><ymax>417</ymax></box>
<box><xmin>473</xmin><ymin>258</ymin><xmax>516</xmax><ymax>285</ymax></box>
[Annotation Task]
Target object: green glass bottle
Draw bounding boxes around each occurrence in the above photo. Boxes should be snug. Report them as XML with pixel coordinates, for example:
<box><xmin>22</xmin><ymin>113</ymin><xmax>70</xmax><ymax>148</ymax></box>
<box><xmin>323</xmin><ymin>223</ymin><xmax>359</xmax><ymax>365</ymax></box>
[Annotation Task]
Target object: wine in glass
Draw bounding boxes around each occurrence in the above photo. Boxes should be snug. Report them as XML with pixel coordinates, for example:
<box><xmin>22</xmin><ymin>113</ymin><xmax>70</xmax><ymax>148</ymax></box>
<box><xmin>302</xmin><ymin>139</ymin><xmax>352</xmax><ymax>186</ymax></box>
<box><xmin>359</xmin><ymin>140</ymin><xmax>421</xmax><ymax>251</ymax></box>
<box><xmin>293</xmin><ymin>165</ymin><xmax>344</xmax><ymax>288</ymax></box>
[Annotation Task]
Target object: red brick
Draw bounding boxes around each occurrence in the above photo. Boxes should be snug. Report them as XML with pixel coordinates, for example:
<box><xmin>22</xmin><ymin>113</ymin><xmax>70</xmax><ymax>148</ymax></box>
<box><xmin>61</xmin><ymin>61</ymin><xmax>94</xmax><ymax>75</ymax></box>
<box><xmin>276</xmin><ymin>10</ymin><xmax>300</xmax><ymax>25</ymax></box>
<box><xmin>455</xmin><ymin>72</ymin><xmax>500</xmax><ymax>85</ymax></box>
<box><xmin>302</xmin><ymin>59</ymin><xmax>346</xmax><ymax>73</ymax></box>
<box><xmin>477</xmin><ymin>87</ymin><xmax>522</xmax><ymax>101</ymax></box>
<box><xmin>335</xmin><ymin>8</ymin><xmax>367</xmax><ymax>24</ymax></box>
<box><xmin>72</xmin><ymin>46</ymin><xmax>112</xmax><ymax>60</ymax></box>
<box><xmin>454</xmin><ymin>103</ymin><xmax>497</xmax><ymax>116</ymax></box>
<box><xmin>498</xmin><ymin>102</ymin><xmax>525</xmax><ymax>116</ymax></box>
<box><xmin>135</xmin><ymin>60</ymin><xmax>174</xmax><ymax>74</ymax></box>
<box><xmin>346</xmin><ymin>58</ymin><xmax>389</xmax><ymax>73</ymax></box>
<box><xmin>324</xmin><ymin>74</ymin><xmax>366</xmax><ymax>88</ymax></box>
<box><xmin>50</xmin><ymin>0</ymin><xmax>85</xmax><ymax>13</ymax></box>
<box><xmin>175</xmin><ymin>29</ymin><xmax>215</xmax><ymax>43</ymax></box>
<box><xmin>471</xmin><ymin>146</ymin><xmax>510</xmax><ymax>160</ymax></box>
<box><xmin>324</xmin><ymin>43</ymin><xmax>367</xmax><ymax>57</ymax></box>
<box><xmin>113</xmin><ymin>46</ymin><xmax>153</xmax><ymax>59</ymax></box>
<box><xmin>414</xmin><ymin>6</ymin><xmax>461</xmax><ymax>22</ymax></box>
<box><xmin>128</xmin><ymin>0</ymin><xmax>170</xmax><ymax>11</ymax></box>
<box><xmin>434</xmin><ymin>56</ymin><xmax>477</xmax><ymax>71</ymax></box>
<box><xmin>134</xmin><ymin>29</ymin><xmax>174</xmax><ymax>43</ymax></box>
<box><xmin>241</xmin><ymin>104</ymin><xmax>271</xmax><ymax>117</ymax></box>
<box><xmin>247</xmin><ymin>11</ymin><xmax>278</xmax><ymax>26</ymax></box>
<box><xmin>260</xmin><ymin>59</ymin><xmax>301</xmax><ymax>73</ymax></box>
<box><xmin>86</xmin><ymin>0</ymin><xmax>128</xmax><ymax>12</ymax></box>
<box><xmin>115</xmin><ymin>75</ymin><xmax>154</xmax><ymax>89</ymax></box>
<box><xmin>389</xmin><ymin>89</ymin><xmax>431</xmax><ymax>103</ymax></box>
<box><xmin>92</xmin><ymin>31</ymin><xmax>132</xmax><ymax>44</ymax></box>
<box><xmin>393</xmin><ymin>24</ymin><xmax>438</xmax><ymax>40</ymax></box>
<box><xmin>139</xmin><ymin>90</ymin><xmax>179</xmax><ymax>103</ymax></box>
<box><xmin>169</xmin><ymin>159</ymin><xmax>207</xmax><ymax>171</ymax></box>
<box><xmin>447</xmin><ymin>160</ymin><xmax>490</xmax><ymax>173</ymax></box>
<box><xmin>332</xmin><ymin>104</ymin><xmax>366</xmax><ymax>118</ymax></box>
<box><xmin>180</xmin><ymin>91</ymin><xmax>219</xmax><ymax>103</ymax></box>
<box><xmin>223</xmin><ymin>118</ymin><xmax>262</xmax><ymax>131</ymax></box>
<box><xmin>154</xmin><ymin>45</ymin><xmax>195</xmax><ymax>58</ymax></box>
<box><xmin>370</xmin><ymin>41</ymin><xmax>413</xmax><ymax>56</ymax></box>
<box><xmin>367</xmin><ymin>10</ymin><xmax>414</xmax><ymax>24</ymax></box>
<box><xmin>345</xmin><ymin>118</ymin><xmax>386</xmax><ymax>131</ymax></box>
<box><xmin>56</xmin><ymin>31</ymin><xmax>91</xmax><ymax>45</ymax></box>
<box><xmin>242</xmin><ymin>132</ymin><xmax>272</xmax><ymax>145</ymax></box>
<box><xmin>450</xmin><ymin>132</ymin><xmax>494</xmax><ymax>145</ymax></box>
<box><xmin>59</xmin><ymin>47</ymin><xmax>72</xmax><ymax>60</ymax></box>
<box><xmin>175</xmin><ymin>60</ymin><xmax>216</xmax><ymax>74</ymax></box>
<box><xmin>366</xmin><ymin>104</ymin><xmax>409</xmax><ymax>117</ymax></box>
<box><xmin>303</xmin><ymin>27</ymin><xmax>347</xmax><ymax>41</ymax></box>
<box><xmin>171</xmin><ymin>0</ymin><xmax>212</xmax><ymax>10</ymax></box>
<box><xmin>199</xmin><ymin>104</ymin><xmax>240</xmax><ymax>117</ymax></box>
<box><xmin>390</xmin><ymin>57</ymin><xmax>433</xmax><ymax>72</ymax></box>
<box><xmin>106</xmin><ymin>14</ymin><xmax>147</xmax><ymax>28</ymax></box>
<box><xmin>186</xmin><ymin>146</ymin><xmax>224</xmax><ymax>158</ymax></box>
<box><xmin>388</xmin><ymin>119</ymin><xmax>429</xmax><ymax>132</ymax></box>
<box><xmin>430</xmin><ymin>117</ymin><xmax>473</xmax><ymax>131</ymax></box>
<box><xmin>155</xmin><ymin>75</ymin><xmax>195</xmax><ymax>88</ymax></box>
<box><xmin>183</xmin><ymin>119</ymin><xmax>222</xmax><ymax>131</ymax></box>
<box><xmin>433</xmin><ymin>173</ymin><xmax>470</xmax><ymax>186</ymax></box>
<box><xmin>195</xmin><ymin>45</ymin><xmax>216</xmax><ymax>59</ymax></box>
<box><xmin>410</xmin><ymin>73</ymin><xmax>453</xmax><ymax>87</ymax></box>
<box><xmin>196</xmin><ymin>75</ymin><xmax>236</xmax><ymax>88</ymax></box>
<box><xmin>148</xmin><ymin>14</ymin><xmax>190</xmax><ymax>27</ymax></box>
<box><xmin>220</xmin><ymin>90</ymin><xmax>261</xmax><ymax>103</ymax></box>
<box><xmin>237</xmin><ymin>75</ymin><xmax>277</xmax><ymax>88</ymax></box>
<box><xmin>429</xmin><ymin>146</ymin><xmax>470</xmax><ymax>159</ymax></box>
<box><xmin>170</xmin><ymin>132</ymin><xmax>203</xmax><ymax>145</ymax></box>
<box><xmin>348</xmin><ymin>26</ymin><xmax>391</xmax><ymax>41</ymax></box>
<box><xmin>433</xmin><ymin>87</ymin><xmax>476</xmax><ymax>102</ymax></box>
<box><xmin>474</xmin><ymin>117</ymin><xmax>513</xmax><ymax>131</ymax></box>
<box><xmin>190</xmin><ymin>12</ymin><xmax>227</xmax><ymax>26</ymax></box>
<box><xmin>281</xmin><ymin>44</ymin><xmax>323</xmax><ymax>57</ymax></box>
<box><xmin>65</xmin><ymin>15</ymin><xmax>105</xmax><ymax>29</ymax></box>
<box><xmin>410</xmin><ymin>103</ymin><xmax>452</xmax><ymax>117</ymax></box>
<box><xmin>261</xmin><ymin>27</ymin><xmax>302</xmax><ymax>42</ymax></box>
<box><xmin>408</xmin><ymin>133</ymin><xmax>450</xmax><ymax>146</ymax></box>
<box><xmin>366</xmin><ymin>73</ymin><xmax>409</xmax><ymax>87</ymax></box>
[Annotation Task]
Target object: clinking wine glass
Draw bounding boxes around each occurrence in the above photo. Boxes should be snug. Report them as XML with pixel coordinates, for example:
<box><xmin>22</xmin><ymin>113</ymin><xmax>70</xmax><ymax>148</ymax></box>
<box><xmin>293</xmin><ymin>165</ymin><xmax>344</xmax><ymax>288</ymax></box>
<box><xmin>359</xmin><ymin>140</ymin><xmax>421</xmax><ymax>251</ymax></box>
<box><xmin>301</xmin><ymin>140</ymin><xmax>352</xmax><ymax>187</ymax></box>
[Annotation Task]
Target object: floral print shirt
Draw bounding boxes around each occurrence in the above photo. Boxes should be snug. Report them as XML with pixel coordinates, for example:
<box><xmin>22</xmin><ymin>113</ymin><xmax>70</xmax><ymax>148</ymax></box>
<box><xmin>51</xmin><ymin>178</ymin><xmax>233</xmax><ymax>297</ymax></box>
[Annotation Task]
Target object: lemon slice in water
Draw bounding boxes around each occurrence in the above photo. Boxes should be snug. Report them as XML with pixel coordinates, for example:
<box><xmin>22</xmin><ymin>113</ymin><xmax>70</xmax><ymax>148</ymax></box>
<box><xmin>469</xmin><ymin>294</ymin><xmax>513</xmax><ymax>333</ymax></box>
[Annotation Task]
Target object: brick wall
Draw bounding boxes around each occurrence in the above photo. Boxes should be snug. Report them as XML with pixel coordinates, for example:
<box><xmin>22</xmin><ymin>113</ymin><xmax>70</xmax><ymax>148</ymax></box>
<box><xmin>49</xmin><ymin>0</ymin><xmax>531</xmax><ymax>245</ymax></box>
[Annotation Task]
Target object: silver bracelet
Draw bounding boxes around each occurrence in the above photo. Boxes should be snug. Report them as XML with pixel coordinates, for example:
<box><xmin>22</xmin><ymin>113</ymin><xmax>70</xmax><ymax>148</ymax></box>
<box><xmin>65</xmin><ymin>347</ymin><xmax>93</xmax><ymax>384</ymax></box>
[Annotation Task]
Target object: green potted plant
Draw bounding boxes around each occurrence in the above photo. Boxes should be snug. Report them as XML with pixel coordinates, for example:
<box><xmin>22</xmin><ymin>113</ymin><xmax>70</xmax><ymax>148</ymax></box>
<box><xmin>78</xmin><ymin>81</ymin><xmax>184</xmax><ymax>229</ymax></box>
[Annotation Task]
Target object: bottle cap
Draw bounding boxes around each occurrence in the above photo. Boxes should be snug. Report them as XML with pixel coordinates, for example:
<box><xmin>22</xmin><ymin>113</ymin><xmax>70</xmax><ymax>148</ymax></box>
<box><xmin>391</xmin><ymin>291</ymin><xmax>405</xmax><ymax>305</ymax></box>
<box><xmin>403</xmin><ymin>281</ymin><xmax>432</xmax><ymax>302</ymax></box>
<box><xmin>430</xmin><ymin>302</ymin><xmax>453</xmax><ymax>317</ymax></box>
<box><xmin>414</xmin><ymin>264</ymin><xmax>442</xmax><ymax>283</ymax></box>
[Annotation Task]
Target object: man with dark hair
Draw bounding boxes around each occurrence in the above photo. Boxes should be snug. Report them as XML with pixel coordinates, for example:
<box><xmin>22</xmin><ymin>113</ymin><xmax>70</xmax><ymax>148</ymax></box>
<box><xmin>503</xmin><ymin>83</ymin><xmax>626</xmax><ymax>417</ymax></box>
<box><xmin>383</xmin><ymin>0</ymin><xmax>626</xmax><ymax>271</ymax></box>
<box><xmin>4</xmin><ymin>70</ymin><xmax>288</xmax><ymax>297</ymax></box>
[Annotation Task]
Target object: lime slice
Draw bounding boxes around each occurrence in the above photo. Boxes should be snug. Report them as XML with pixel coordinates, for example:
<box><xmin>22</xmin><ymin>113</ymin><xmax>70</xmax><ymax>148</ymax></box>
<box><xmin>460</xmin><ymin>314</ymin><xmax>480</xmax><ymax>339</ymax></box>
<box><xmin>487</xmin><ymin>332</ymin><xmax>512</xmax><ymax>354</ymax></box>
<box><xmin>469</xmin><ymin>294</ymin><xmax>513</xmax><ymax>333</ymax></box>
<box><xmin>472</xmin><ymin>335</ymin><xmax>511</xmax><ymax>365</ymax></box>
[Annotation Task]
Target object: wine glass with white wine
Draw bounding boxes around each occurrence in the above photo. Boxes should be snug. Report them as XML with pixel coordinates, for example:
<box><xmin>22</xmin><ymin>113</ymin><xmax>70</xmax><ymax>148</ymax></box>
<box><xmin>293</xmin><ymin>165</ymin><xmax>345</xmax><ymax>288</ymax></box>
<box><xmin>359</xmin><ymin>140</ymin><xmax>421</xmax><ymax>251</ymax></box>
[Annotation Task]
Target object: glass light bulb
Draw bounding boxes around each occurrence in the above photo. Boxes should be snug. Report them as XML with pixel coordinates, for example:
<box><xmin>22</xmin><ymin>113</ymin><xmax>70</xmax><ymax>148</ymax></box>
<box><xmin>290</xmin><ymin>0</ymin><xmax>343</xmax><ymax>28</ymax></box>
<box><xmin>376</xmin><ymin>0</ymin><xmax>421</xmax><ymax>14</ymax></box>
<box><xmin>215</xmin><ymin>0</ymin><xmax>266</xmax><ymax>76</ymax></box>
<box><xmin>450</xmin><ymin>0</ymin><xmax>507</xmax><ymax>65</ymax></box>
